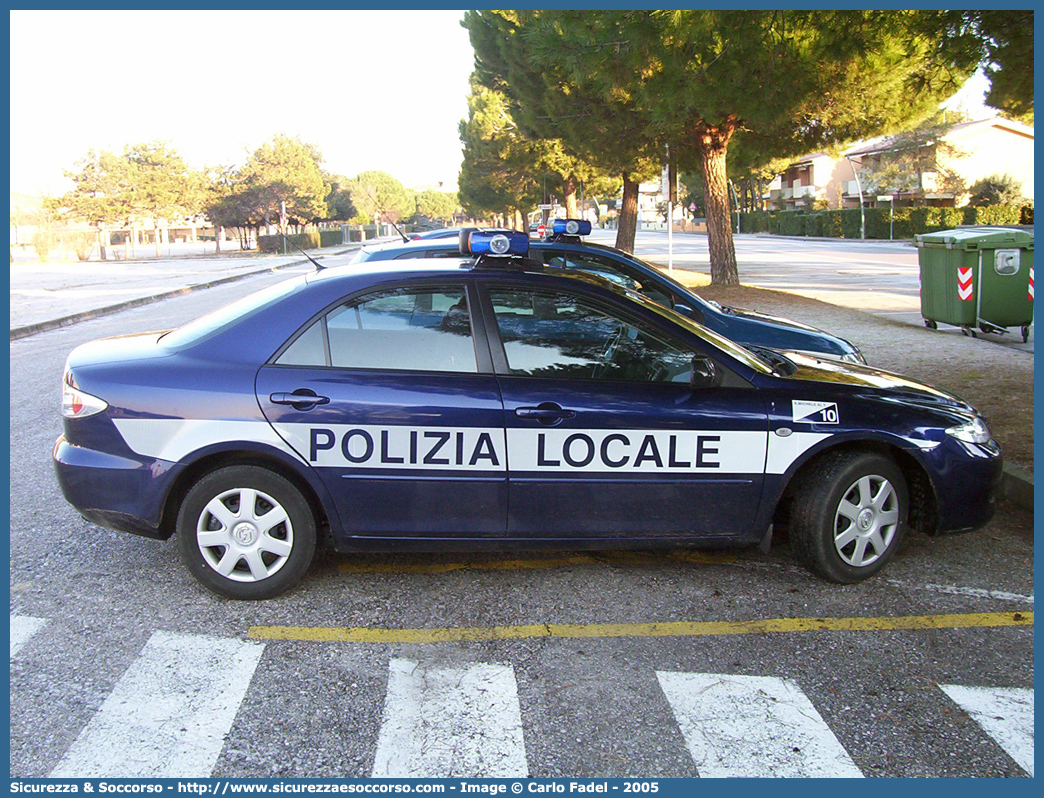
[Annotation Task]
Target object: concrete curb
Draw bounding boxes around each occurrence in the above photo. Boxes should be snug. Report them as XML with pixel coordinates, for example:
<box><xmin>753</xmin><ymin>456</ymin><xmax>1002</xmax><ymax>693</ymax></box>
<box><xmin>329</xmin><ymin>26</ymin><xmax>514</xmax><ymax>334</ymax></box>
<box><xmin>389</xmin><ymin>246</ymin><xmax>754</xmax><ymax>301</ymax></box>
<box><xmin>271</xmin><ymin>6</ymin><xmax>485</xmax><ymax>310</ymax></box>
<box><xmin>1001</xmin><ymin>463</ymin><xmax>1034</xmax><ymax>511</ymax></box>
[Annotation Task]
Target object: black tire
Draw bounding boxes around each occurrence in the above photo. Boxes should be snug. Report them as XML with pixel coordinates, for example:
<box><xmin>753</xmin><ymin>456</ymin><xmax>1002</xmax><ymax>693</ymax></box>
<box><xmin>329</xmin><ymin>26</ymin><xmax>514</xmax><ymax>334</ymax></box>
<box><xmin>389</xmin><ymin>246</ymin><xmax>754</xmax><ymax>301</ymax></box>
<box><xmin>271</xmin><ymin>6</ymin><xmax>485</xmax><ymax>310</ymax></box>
<box><xmin>924</xmin><ymin>319</ymin><xmax>937</xmax><ymax>330</ymax></box>
<box><xmin>176</xmin><ymin>466</ymin><xmax>316</xmax><ymax>600</ymax></box>
<box><xmin>789</xmin><ymin>451</ymin><xmax>908</xmax><ymax>584</ymax></box>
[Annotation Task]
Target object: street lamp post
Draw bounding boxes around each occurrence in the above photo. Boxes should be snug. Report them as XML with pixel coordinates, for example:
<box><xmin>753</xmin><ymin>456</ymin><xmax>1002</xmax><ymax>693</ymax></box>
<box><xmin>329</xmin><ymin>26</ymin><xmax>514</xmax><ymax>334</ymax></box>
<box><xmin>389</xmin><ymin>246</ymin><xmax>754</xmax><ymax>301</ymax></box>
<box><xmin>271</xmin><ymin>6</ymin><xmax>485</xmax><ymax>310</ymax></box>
<box><xmin>845</xmin><ymin>155</ymin><xmax>866</xmax><ymax>240</ymax></box>
<box><xmin>280</xmin><ymin>200</ymin><xmax>287</xmax><ymax>254</ymax></box>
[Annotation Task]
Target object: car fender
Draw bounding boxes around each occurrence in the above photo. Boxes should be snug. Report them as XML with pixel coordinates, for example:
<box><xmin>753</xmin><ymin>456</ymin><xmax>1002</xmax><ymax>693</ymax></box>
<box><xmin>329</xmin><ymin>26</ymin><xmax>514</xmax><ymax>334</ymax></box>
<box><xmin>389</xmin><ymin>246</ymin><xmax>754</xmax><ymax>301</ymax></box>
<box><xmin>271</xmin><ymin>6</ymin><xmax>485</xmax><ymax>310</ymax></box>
<box><xmin>159</xmin><ymin>437</ymin><xmax>344</xmax><ymax>538</ymax></box>
<box><xmin>754</xmin><ymin>428</ymin><xmax>939</xmax><ymax>532</ymax></box>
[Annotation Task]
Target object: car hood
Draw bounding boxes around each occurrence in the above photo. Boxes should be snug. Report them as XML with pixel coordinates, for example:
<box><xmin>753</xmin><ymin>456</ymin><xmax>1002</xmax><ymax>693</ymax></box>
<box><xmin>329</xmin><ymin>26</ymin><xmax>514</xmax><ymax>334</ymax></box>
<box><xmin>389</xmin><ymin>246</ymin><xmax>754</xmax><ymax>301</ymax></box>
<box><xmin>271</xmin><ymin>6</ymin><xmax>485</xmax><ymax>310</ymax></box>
<box><xmin>703</xmin><ymin>301</ymin><xmax>859</xmax><ymax>360</ymax></box>
<box><xmin>719</xmin><ymin>304</ymin><xmax>828</xmax><ymax>335</ymax></box>
<box><xmin>779</xmin><ymin>352</ymin><xmax>975</xmax><ymax>413</ymax></box>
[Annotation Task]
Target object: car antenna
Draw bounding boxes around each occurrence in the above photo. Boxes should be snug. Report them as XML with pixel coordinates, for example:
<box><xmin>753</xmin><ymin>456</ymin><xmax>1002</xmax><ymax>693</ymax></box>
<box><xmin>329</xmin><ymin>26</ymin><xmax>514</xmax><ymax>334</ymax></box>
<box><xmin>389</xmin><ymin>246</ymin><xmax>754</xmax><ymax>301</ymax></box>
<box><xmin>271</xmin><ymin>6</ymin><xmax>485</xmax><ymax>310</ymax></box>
<box><xmin>384</xmin><ymin>214</ymin><xmax>411</xmax><ymax>244</ymax></box>
<box><xmin>280</xmin><ymin>232</ymin><xmax>326</xmax><ymax>271</ymax></box>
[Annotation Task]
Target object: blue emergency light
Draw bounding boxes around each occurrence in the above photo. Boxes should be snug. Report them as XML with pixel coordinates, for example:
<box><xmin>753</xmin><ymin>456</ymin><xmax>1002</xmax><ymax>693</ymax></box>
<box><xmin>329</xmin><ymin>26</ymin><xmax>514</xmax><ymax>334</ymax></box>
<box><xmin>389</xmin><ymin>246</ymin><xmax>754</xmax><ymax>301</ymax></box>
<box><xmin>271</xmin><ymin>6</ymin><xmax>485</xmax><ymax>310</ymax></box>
<box><xmin>465</xmin><ymin>230</ymin><xmax>530</xmax><ymax>257</ymax></box>
<box><xmin>552</xmin><ymin>219</ymin><xmax>592</xmax><ymax>236</ymax></box>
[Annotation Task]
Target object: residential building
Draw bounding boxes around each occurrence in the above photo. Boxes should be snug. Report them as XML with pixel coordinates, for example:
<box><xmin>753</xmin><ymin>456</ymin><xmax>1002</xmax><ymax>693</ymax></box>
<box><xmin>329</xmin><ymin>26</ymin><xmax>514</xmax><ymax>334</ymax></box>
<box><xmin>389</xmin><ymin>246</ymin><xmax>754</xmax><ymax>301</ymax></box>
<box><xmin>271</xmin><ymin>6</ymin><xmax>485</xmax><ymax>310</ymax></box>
<box><xmin>767</xmin><ymin>117</ymin><xmax>1034</xmax><ymax>210</ymax></box>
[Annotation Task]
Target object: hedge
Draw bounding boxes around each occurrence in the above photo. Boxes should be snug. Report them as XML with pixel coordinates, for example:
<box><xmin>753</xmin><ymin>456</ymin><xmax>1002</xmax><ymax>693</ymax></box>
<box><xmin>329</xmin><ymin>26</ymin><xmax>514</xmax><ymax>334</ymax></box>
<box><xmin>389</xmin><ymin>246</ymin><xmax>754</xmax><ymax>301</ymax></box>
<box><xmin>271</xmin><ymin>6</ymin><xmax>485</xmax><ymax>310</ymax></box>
<box><xmin>257</xmin><ymin>232</ymin><xmax>321</xmax><ymax>253</ymax></box>
<box><xmin>737</xmin><ymin>205</ymin><xmax>1030</xmax><ymax>239</ymax></box>
<box><xmin>320</xmin><ymin>230</ymin><xmax>342</xmax><ymax>247</ymax></box>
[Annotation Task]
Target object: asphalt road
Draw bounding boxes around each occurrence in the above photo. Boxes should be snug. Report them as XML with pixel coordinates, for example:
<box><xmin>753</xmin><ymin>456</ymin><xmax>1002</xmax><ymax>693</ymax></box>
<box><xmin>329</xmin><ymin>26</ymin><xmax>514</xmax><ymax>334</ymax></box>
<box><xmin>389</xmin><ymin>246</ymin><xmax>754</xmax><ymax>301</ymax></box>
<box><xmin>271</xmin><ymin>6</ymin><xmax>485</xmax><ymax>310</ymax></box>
<box><xmin>9</xmin><ymin>260</ymin><xmax>1035</xmax><ymax>779</ymax></box>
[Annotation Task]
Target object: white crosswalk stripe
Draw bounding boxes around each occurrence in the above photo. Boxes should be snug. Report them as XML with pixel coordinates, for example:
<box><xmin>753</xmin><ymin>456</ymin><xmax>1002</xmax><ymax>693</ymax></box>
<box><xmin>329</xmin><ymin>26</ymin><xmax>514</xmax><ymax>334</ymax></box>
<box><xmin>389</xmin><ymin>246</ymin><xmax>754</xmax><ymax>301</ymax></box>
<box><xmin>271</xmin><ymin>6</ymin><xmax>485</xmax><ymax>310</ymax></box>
<box><xmin>372</xmin><ymin>658</ymin><xmax>528</xmax><ymax>778</ymax></box>
<box><xmin>49</xmin><ymin>631</ymin><xmax>265</xmax><ymax>778</ymax></box>
<box><xmin>939</xmin><ymin>684</ymin><xmax>1035</xmax><ymax>776</ymax></box>
<box><xmin>10</xmin><ymin>615</ymin><xmax>47</xmax><ymax>658</ymax></box>
<box><xmin>657</xmin><ymin>671</ymin><xmax>864</xmax><ymax>778</ymax></box>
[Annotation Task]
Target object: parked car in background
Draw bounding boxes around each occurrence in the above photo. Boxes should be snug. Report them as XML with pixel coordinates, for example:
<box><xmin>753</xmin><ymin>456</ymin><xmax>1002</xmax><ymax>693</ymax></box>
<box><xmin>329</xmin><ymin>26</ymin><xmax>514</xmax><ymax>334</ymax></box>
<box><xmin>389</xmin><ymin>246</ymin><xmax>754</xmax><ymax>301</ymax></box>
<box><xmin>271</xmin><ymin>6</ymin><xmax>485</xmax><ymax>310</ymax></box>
<box><xmin>409</xmin><ymin>227</ymin><xmax>462</xmax><ymax>241</ymax></box>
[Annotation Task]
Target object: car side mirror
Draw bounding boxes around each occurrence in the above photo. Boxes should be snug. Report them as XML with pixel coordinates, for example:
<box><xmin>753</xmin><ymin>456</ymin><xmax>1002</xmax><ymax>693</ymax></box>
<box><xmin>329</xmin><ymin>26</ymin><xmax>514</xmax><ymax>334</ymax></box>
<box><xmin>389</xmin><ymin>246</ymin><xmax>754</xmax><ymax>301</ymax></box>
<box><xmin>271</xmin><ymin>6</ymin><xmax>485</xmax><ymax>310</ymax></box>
<box><xmin>690</xmin><ymin>356</ymin><xmax>721</xmax><ymax>390</ymax></box>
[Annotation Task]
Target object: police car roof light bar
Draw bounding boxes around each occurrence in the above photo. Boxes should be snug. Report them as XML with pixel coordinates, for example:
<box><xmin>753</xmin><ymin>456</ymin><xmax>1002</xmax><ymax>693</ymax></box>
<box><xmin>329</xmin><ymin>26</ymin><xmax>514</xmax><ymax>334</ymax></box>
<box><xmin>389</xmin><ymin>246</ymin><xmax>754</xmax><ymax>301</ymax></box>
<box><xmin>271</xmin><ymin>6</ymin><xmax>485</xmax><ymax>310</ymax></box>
<box><xmin>552</xmin><ymin>219</ymin><xmax>592</xmax><ymax>237</ymax></box>
<box><xmin>462</xmin><ymin>230</ymin><xmax>530</xmax><ymax>258</ymax></box>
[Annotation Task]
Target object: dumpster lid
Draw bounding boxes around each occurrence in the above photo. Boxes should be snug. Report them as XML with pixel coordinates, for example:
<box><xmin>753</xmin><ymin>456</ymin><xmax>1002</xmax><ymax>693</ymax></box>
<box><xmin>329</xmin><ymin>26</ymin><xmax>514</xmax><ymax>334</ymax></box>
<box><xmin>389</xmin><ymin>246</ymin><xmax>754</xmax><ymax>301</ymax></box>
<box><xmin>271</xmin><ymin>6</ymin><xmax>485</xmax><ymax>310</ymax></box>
<box><xmin>915</xmin><ymin>226</ymin><xmax>1034</xmax><ymax>250</ymax></box>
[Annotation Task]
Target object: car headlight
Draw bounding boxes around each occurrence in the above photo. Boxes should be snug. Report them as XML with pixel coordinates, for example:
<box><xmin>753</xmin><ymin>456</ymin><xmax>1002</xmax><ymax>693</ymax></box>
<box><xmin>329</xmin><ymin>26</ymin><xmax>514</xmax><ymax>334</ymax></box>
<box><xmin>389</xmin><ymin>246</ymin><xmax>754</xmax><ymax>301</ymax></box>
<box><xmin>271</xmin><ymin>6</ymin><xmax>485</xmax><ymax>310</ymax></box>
<box><xmin>945</xmin><ymin>416</ymin><xmax>993</xmax><ymax>445</ymax></box>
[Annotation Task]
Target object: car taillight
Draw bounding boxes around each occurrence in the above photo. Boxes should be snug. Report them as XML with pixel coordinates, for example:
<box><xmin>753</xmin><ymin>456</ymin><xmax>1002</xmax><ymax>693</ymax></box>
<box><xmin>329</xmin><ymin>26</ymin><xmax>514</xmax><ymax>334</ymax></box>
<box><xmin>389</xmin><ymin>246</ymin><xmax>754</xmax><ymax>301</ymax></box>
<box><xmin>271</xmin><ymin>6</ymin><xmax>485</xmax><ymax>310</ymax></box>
<box><xmin>62</xmin><ymin>370</ymin><xmax>107</xmax><ymax>419</ymax></box>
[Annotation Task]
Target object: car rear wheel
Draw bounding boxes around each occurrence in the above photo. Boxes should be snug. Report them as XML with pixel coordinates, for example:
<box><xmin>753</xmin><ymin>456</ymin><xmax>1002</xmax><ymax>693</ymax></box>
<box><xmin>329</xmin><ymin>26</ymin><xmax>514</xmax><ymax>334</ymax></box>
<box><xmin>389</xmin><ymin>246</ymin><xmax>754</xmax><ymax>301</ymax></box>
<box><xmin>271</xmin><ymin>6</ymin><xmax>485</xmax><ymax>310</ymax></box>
<box><xmin>789</xmin><ymin>451</ymin><xmax>908</xmax><ymax>583</ymax></box>
<box><xmin>176</xmin><ymin>466</ymin><xmax>316</xmax><ymax>600</ymax></box>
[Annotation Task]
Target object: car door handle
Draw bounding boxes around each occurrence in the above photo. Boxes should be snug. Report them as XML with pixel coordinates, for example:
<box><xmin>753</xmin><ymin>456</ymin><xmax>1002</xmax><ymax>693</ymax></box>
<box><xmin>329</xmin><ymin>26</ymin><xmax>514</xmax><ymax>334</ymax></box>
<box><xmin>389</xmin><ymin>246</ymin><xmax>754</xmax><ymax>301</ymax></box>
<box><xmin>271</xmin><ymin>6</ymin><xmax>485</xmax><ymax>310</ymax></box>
<box><xmin>515</xmin><ymin>404</ymin><xmax>576</xmax><ymax>421</ymax></box>
<box><xmin>270</xmin><ymin>391</ymin><xmax>330</xmax><ymax>408</ymax></box>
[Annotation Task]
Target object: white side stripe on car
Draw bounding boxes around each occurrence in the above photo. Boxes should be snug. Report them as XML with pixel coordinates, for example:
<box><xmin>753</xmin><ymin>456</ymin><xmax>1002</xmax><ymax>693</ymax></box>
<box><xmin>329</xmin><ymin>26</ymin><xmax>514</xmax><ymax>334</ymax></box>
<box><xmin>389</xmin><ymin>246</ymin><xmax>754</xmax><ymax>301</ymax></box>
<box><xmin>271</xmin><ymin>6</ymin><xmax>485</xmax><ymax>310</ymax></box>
<box><xmin>114</xmin><ymin>418</ymin><xmax>832</xmax><ymax>476</ymax></box>
<box><xmin>113</xmin><ymin>419</ymin><xmax>306</xmax><ymax>464</ymax></box>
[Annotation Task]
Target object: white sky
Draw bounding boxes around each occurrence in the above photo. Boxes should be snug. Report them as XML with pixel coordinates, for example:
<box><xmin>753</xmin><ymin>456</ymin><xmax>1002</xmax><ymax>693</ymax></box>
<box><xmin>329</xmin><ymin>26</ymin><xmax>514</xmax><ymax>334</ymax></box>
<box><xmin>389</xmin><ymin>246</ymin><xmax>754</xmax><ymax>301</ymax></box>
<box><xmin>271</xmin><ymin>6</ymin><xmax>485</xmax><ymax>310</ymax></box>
<box><xmin>10</xmin><ymin>10</ymin><xmax>996</xmax><ymax>199</ymax></box>
<box><xmin>9</xmin><ymin>10</ymin><xmax>476</xmax><ymax>197</ymax></box>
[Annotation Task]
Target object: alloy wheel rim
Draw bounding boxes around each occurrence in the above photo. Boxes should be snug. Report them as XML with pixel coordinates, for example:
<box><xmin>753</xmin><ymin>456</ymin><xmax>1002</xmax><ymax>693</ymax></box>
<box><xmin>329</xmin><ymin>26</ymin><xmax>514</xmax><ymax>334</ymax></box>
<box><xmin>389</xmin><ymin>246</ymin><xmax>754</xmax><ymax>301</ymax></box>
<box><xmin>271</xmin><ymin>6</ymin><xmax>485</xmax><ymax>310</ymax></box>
<box><xmin>832</xmin><ymin>474</ymin><xmax>899</xmax><ymax>567</ymax></box>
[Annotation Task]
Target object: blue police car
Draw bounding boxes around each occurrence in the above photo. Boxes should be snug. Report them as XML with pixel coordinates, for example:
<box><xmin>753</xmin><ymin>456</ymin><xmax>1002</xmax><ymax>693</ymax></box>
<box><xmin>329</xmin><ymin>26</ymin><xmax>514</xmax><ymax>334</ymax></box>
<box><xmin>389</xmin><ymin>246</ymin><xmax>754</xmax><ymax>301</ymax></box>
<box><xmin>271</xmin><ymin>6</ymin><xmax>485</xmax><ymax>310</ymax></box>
<box><xmin>354</xmin><ymin>220</ymin><xmax>866</xmax><ymax>364</ymax></box>
<box><xmin>54</xmin><ymin>231</ymin><xmax>1001</xmax><ymax>599</ymax></box>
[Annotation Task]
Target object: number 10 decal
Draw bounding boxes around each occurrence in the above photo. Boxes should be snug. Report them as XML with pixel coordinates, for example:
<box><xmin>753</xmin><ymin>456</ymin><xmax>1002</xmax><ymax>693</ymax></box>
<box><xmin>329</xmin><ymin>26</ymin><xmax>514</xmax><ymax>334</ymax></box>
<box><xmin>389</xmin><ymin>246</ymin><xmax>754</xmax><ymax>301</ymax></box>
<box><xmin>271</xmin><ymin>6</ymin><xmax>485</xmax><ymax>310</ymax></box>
<box><xmin>792</xmin><ymin>400</ymin><xmax>840</xmax><ymax>425</ymax></box>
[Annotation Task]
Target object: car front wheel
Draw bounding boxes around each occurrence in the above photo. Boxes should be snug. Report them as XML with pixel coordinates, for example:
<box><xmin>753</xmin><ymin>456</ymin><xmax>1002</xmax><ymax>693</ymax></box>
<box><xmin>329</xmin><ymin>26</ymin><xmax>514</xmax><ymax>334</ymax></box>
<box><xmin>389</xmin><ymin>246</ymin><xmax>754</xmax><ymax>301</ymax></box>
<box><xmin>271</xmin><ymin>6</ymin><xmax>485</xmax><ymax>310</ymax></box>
<box><xmin>176</xmin><ymin>465</ymin><xmax>316</xmax><ymax>600</ymax></box>
<box><xmin>789</xmin><ymin>451</ymin><xmax>908</xmax><ymax>583</ymax></box>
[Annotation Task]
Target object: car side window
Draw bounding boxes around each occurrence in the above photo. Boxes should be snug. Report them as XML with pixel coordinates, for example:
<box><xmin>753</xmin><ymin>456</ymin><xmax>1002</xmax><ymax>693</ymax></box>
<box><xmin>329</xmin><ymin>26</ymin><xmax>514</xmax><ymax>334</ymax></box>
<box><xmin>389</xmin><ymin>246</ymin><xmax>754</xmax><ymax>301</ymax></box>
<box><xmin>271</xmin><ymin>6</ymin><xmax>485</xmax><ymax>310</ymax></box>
<box><xmin>544</xmin><ymin>250</ymin><xmax>676</xmax><ymax>309</ymax></box>
<box><xmin>488</xmin><ymin>287</ymin><xmax>693</xmax><ymax>384</ymax></box>
<box><xmin>276</xmin><ymin>287</ymin><xmax>477</xmax><ymax>373</ymax></box>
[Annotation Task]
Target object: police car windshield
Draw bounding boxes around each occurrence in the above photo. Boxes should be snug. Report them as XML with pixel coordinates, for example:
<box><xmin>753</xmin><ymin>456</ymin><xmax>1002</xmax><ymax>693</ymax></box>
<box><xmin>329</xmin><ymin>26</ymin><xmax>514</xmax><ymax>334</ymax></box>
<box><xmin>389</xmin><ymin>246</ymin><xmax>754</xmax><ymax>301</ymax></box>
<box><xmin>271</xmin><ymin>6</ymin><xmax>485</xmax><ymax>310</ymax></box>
<box><xmin>622</xmin><ymin>287</ymin><xmax>774</xmax><ymax>375</ymax></box>
<box><xmin>160</xmin><ymin>277</ymin><xmax>303</xmax><ymax>349</ymax></box>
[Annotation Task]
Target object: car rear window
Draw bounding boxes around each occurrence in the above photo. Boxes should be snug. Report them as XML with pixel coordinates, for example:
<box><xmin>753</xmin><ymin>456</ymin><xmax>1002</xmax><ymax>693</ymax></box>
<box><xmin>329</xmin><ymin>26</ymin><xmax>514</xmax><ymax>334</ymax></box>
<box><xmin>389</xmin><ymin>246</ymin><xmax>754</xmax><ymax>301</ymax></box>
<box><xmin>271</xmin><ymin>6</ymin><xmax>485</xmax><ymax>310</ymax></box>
<box><xmin>160</xmin><ymin>277</ymin><xmax>303</xmax><ymax>349</ymax></box>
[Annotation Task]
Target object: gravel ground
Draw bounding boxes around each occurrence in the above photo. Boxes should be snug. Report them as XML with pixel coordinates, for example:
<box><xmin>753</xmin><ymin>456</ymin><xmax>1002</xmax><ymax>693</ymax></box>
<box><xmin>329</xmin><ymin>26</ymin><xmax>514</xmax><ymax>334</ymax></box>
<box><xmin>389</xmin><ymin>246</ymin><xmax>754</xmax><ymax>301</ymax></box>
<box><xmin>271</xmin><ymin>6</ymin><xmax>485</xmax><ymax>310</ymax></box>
<box><xmin>666</xmin><ymin>272</ymin><xmax>1034</xmax><ymax>471</ymax></box>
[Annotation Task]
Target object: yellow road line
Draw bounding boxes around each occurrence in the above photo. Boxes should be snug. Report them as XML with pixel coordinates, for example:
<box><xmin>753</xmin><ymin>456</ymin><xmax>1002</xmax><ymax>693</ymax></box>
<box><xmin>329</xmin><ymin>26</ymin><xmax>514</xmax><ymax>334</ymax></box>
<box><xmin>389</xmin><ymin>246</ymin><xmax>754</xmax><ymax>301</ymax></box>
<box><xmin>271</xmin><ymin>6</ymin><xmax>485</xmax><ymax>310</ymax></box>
<box><xmin>337</xmin><ymin>550</ymin><xmax>735</xmax><ymax>575</ymax></box>
<box><xmin>250</xmin><ymin>611</ymin><xmax>1032</xmax><ymax>644</ymax></box>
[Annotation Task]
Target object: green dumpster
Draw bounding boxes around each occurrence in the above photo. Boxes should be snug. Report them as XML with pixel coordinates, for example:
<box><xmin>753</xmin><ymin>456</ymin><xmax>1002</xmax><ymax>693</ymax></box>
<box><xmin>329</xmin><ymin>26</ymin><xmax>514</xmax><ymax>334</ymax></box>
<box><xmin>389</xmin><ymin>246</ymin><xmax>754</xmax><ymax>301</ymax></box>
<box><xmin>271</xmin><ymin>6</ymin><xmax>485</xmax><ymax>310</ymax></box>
<box><xmin>916</xmin><ymin>226</ymin><xmax>1034</xmax><ymax>341</ymax></box>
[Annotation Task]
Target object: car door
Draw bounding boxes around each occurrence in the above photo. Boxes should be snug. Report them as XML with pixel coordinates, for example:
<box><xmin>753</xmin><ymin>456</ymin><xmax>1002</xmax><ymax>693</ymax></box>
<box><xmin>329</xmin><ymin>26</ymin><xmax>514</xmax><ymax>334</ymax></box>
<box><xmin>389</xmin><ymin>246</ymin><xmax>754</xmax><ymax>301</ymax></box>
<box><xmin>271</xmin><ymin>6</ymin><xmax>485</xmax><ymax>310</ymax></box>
<box><xmin>478</xmin><ymin>279</ymin><xmax>769</xmax><ymax>540</ymax></box>
<box><xmin>256</xmin><ymin>281</ymin><xmax>508</xmax><ymax>539</ymax></box>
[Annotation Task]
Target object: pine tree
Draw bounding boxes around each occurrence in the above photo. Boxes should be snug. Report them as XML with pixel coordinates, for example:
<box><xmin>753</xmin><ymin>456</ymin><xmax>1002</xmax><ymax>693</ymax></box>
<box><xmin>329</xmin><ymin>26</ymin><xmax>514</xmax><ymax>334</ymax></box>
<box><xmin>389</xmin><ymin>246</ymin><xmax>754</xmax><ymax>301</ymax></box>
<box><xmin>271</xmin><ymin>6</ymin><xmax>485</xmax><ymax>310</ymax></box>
<box><xmin>473</xmin><ymin>10</ymin><xmax>975</xmax><ymax>284</ymax></box>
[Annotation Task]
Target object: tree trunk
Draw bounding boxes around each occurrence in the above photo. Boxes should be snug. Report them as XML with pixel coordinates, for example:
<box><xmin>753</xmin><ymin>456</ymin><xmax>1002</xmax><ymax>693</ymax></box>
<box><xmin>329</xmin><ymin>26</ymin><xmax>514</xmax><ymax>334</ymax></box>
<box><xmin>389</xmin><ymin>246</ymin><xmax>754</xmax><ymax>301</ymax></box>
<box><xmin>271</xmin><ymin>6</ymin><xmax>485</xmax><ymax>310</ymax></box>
<box><xmin>615</xmin><ymin>172</ymin><xmax>639</xmax><ymax>254</ymax></box>
<box><xmin>563</xmin><ymin>176</ymin><xmax>578</xmax><ymax>218</ymax></box>
<box><xmin>215</xmin><ymin>226</ymin><xmax>222</xmax><ymax>253</ymax></box>
<box><xmin>154</xmin><ymin>224</ymin><xmax>162</xmax><ymax>257</ymax></box>
<box><xmin>697</xmin><ymin>119</ymin><xmax>739</xmax><ymax>286</ymax></box>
